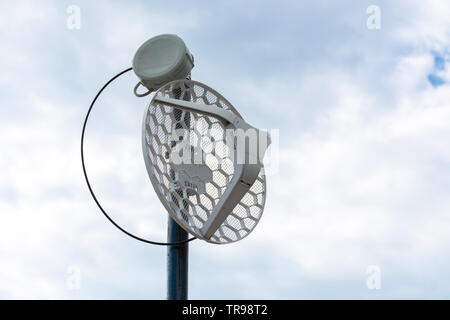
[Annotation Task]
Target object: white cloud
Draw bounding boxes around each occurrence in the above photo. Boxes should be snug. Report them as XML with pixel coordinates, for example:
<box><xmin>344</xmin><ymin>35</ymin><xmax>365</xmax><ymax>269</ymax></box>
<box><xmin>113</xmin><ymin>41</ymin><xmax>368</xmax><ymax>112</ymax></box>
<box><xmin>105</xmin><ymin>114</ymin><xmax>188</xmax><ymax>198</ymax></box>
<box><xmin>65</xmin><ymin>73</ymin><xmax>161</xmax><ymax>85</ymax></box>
<box><xmin>1</xmin><ymin>0</ymin><xmax>450</xmax><ymax>299</ymax></box>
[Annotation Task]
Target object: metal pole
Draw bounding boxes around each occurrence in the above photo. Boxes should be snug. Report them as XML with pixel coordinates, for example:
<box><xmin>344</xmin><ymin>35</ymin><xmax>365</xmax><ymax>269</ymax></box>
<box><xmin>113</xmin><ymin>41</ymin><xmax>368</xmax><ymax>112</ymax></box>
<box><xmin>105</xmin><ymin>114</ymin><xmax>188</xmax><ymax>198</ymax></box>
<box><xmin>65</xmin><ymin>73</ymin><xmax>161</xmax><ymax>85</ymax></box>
<box><xmin>167</xmin><ymin>83</ymin><xmax>191</xmax><ymax>300</ymax></box>
<box><xmin>167</xmin><ymin>216</ymin><xmax>189</xmax><ymax>300</ymax></box>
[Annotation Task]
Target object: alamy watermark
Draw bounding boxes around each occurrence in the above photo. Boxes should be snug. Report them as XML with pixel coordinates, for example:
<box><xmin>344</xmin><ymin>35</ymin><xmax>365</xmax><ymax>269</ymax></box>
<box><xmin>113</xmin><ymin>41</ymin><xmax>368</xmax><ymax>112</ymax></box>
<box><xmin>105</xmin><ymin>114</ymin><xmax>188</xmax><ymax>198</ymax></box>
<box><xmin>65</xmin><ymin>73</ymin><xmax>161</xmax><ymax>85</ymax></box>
<box><xmin>66</xmin><ymin>5</ymin><xmax>81</xmax><ymax>30</ymax></box>
<box><xmin>66</xmin><ymin>265</ymin><xmax>81</xmax><ymax>290</ymax></box>
<box><xmin>366</xmin><ymin>5</ymin><xmax>381</xmax><ymax>30</ymax></box>
<box><xmin>165</xmin><ymin>127</ymin><xmax>279</xmax><ymax>175</ymax></box>
<box><xmin>366</xmin><ymin>265</ymin><xmax>381</xmax><ymax>290</ymax></box>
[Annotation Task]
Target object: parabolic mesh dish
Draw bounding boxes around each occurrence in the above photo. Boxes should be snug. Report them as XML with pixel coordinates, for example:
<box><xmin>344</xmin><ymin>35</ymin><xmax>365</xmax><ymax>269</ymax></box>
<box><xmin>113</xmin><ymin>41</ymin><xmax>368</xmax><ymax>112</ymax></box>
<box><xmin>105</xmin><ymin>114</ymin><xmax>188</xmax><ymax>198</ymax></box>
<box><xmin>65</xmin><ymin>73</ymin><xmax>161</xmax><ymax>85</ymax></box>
<box><xmin>142</xmin><ymin>79</ymin><xmax>266</xmax><ymax>244</ymax></box>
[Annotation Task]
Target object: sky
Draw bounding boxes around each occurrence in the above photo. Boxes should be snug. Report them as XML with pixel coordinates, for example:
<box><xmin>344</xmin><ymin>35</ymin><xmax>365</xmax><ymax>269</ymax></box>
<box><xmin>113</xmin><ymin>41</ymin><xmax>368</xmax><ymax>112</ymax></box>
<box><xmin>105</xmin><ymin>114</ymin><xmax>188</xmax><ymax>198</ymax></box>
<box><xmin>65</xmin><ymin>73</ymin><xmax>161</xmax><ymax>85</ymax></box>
<box><xmin>0</xmin><ymin>0</ymin><xmax>450</xmax><ymax>299</ymax></box>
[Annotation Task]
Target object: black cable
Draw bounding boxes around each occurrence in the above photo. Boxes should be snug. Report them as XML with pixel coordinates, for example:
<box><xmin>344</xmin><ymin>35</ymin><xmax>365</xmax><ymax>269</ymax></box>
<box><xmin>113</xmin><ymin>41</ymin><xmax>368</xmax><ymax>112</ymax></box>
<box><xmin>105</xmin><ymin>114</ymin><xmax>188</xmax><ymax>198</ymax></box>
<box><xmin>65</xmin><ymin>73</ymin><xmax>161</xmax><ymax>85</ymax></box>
<box><xmin>81</xmin><ymin>67</ymin><xmax>196</xmax><ymax>246</ymax></box>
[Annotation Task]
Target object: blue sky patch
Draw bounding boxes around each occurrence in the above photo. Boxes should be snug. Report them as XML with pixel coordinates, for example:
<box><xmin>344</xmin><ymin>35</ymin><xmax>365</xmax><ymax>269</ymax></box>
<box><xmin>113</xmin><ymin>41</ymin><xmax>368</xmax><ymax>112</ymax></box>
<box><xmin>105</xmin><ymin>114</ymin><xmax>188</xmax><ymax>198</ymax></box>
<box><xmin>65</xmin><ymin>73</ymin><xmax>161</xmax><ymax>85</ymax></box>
<box><xmin>428</xmin><ymin>73</ymin><xmax>445</xmax><ymax>87</ymax></box>
<box><xmin>434</xmin><ymin>54</ymin><xmax>446</xmax><ymax>71</ymax></box>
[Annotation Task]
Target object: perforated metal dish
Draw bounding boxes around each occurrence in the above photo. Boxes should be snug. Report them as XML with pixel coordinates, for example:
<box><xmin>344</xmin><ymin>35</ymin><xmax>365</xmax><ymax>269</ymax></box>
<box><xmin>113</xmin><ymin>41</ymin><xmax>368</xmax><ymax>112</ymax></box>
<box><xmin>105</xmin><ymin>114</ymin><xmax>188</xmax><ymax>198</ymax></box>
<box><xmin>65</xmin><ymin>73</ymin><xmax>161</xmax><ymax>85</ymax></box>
<box><xmin>142</xmin><ymin>79</ymin><xmax>266</xmax><ymax>244</ymax></box>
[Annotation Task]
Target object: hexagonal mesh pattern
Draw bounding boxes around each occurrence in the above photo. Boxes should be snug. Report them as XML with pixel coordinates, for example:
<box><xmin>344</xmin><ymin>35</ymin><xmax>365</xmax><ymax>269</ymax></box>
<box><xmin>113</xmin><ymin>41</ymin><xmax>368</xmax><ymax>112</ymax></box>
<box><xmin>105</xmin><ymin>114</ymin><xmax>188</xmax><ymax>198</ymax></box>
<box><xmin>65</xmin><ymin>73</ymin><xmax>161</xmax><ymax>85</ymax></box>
<box><xmin>142</xmin><ymin>79</ymin><xmax>266</xmax><ymax>244</ymax></box>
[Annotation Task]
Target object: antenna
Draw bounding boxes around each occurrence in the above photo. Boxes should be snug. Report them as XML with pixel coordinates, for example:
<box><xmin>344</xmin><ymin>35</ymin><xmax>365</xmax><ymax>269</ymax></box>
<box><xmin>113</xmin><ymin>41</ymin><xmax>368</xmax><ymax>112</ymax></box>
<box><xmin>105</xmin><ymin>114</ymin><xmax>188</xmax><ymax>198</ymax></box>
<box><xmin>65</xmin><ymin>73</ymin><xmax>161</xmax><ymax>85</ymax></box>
<box><xmin>81</xmin><ymin>34</ymin><xmax>270</xmax><ymax>300</ymax></box>
<box><xmin>143</xmin><ymin>80</ymin><xmax>270</xmax><ymax>243</ymax></box>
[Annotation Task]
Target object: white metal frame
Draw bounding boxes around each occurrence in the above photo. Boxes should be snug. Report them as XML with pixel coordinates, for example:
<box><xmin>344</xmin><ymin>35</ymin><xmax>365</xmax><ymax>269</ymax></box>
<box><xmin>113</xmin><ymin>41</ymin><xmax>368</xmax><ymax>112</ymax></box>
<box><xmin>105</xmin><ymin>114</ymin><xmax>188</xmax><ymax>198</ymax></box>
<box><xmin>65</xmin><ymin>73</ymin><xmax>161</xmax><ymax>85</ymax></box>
<box><xmin>152</xmin><ymin>96</ymin><xmax>271</xmax><ymax>239</ymax></box>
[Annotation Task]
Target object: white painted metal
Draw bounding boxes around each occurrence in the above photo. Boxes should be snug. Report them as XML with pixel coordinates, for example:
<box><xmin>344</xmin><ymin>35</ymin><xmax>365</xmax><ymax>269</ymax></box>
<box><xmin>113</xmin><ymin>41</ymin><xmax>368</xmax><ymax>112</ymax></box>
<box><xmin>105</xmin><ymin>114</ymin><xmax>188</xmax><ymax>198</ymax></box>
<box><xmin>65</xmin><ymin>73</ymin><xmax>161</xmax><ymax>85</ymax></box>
<box><xmin>142</xmin><ymin>79</ymin><xmax>270</xmax><ymax>243</ymax></box>
<box><xmin>133</xmin><ymin>34</ymin><xmax>194</xmax><ymax>95</ymax></box>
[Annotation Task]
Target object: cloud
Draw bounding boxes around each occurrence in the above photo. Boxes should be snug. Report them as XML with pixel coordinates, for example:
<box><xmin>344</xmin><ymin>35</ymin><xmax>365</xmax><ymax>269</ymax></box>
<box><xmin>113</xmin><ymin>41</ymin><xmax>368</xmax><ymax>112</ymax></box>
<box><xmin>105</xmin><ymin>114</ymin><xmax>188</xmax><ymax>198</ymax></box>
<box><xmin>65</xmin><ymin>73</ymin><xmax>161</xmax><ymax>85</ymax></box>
<box><xmin>0</xmin><ymin>0</ymin><xmax>450</xmax><ymax>299</ymax></box>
